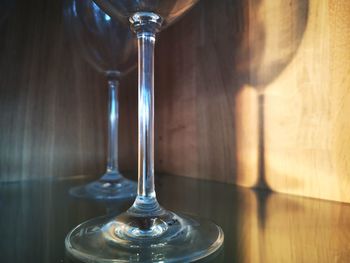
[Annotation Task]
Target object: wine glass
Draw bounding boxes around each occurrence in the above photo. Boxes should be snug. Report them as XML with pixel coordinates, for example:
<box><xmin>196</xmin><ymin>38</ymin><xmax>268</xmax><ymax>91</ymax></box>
<box><xmin>63</xmin><ymin>0</ymin><xmax>137</xmax><ymax>200</ymax></box>
<box><xmin>65</xmin><ymin>1</ymin><xmax>224</xmax><ymax>262</ymax></box>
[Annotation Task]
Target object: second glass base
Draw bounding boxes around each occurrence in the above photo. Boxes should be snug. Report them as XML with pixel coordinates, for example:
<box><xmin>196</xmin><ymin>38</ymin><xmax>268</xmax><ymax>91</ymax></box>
<box><xmin>69</xmin><ymin>172</ymin><xmax>137</xmax><ymax>200</ymax></box>
<box><xmin>65</xmin><ymin>209</ymin><xmax>224</xmax><ymax>262</ymax></box>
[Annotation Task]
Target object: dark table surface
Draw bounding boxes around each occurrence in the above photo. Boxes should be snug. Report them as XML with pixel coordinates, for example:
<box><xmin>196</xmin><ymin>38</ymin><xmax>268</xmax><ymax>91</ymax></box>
<box><xmin>1</xmin><ymin>173</ymin><xmax>350</xmax><ymax>263</ymax></box>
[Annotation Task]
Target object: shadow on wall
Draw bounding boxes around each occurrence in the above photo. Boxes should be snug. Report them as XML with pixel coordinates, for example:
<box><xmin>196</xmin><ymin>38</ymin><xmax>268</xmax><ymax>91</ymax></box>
<box><xmin>155</xmin><ymin>0</ymin><xmax>309</xmax><ymax>188</ymax></box>
<box><xmin>205</xmin><ymin>0</ymin><xmax>309</xmax><ymax>189</ymax></box>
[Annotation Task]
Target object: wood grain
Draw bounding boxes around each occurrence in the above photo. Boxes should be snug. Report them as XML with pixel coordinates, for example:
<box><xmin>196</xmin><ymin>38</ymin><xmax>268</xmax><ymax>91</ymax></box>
<box><xmin>155</xmin><ymin>0</ymin><xmax>350</xmax><ymax>203</ymax></box>
<box><xmin>155</xmin><ymin>0</ymin><xmax>308</xmax><ymax>182</ymax></box>
<box><xmin>262</xmin><ymin>0</ymin><xmax>350</xmax><ymax>202</ymax></box>
<box><xmin>0</xmin><ymin>0</ymin><xmax>137</xmax><ymax>181</ymax></box>
<box><xmin>2</xmin><ymin>0</ymin><xmax>350</xmax><ymax>204</ymax></box>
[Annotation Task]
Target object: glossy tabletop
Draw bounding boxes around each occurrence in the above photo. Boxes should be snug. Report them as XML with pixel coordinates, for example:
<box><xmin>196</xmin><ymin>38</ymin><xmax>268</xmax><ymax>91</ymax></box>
<box><xmin>1</xmin><ymin>173</ymin><xmax>350</xmax><ymax>263</ymax></box>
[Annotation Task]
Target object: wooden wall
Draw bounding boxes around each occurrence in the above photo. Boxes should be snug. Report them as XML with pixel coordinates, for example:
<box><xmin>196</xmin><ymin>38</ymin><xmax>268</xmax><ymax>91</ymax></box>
<box><xmin>155</xmin><ymin>0</ymin><xmax>350</xmax><ymax>203</ymax></box>
<box><xmin>0</xmin><ymin>0</ymin><xmax>137</xmax><ymax>181</ymax></box>
<box><xmin>1</xmin><ymin>0</ymin><xmax>350</xmax><ymax>203</ymax></box>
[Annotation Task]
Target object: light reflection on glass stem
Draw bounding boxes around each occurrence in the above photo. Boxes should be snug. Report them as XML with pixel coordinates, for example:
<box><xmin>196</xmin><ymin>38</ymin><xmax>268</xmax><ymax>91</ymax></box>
<box><xmin>137</xmin><ymin>31</ymin><xmax>156</xmax><ymax>198</ymax></box>
<box><xmin>130</xmin><ymin>12</ymin><xmax>163</xmax><ymax>206</ymax></box>
<box><xmin>103</xmin><ymin>77</ymin><xmax>120</xmax><ymax>179</ymax></box>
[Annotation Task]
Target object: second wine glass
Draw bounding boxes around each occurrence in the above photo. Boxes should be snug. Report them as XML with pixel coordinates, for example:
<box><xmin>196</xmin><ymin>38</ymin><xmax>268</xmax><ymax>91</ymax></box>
<box><xmin>63</xmin><ymin>0</ymin><xmax>138</xmax><ymax>200</ymax></box>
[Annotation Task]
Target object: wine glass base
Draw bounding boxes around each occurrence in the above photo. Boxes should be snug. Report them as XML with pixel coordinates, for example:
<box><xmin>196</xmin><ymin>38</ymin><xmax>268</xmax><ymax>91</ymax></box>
<box><xmin>65</xmin><ymin>210</ymin><xmax>224</xmax><ymax>262</ymax></box>
<box><xmin>69</xmin><ymin>174</ymin><xmax>137</xmax><ymax>200</ymax></box>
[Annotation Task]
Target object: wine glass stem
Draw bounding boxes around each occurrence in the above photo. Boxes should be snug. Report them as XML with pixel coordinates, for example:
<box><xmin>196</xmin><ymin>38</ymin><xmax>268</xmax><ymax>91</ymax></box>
<box><xmin>105</xmin><ymin>77</ymin><xmax>120</xmax><ymax>176</ymax></box>
<box><xmin>129</xmin><ymin>12</ymin><xmax>163</xmax><ymax>213</ymax></box>
<box><xmin>137</xmin><ymin>29</ymin><xmax>156</xmax><ymax>198</ymax></box>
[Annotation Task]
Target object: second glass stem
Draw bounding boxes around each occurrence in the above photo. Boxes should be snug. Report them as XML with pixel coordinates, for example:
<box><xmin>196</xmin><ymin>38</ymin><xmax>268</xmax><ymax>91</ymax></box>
<box><xmin>104</xmin><ymin>77</ymin><xmax>120</xmax><ymax>179</ymax></box>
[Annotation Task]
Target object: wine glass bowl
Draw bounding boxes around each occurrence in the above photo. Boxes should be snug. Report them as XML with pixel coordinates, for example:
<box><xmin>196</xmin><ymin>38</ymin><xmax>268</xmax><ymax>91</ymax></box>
<box><xmin>65</xmin><ymin>0</ymin><xmax>137</xmax><ymax>77</ymax></box>
<box><xmin>93</xmin><ymin>0</ymin><xmax>199</xmax><ymax>26</ymax></box>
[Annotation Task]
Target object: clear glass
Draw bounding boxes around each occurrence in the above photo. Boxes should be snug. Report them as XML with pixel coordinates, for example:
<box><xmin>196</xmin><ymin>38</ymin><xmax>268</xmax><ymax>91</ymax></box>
<box><xmin>66</xmin><ymin>2</ymin><xmax>224</xmax><ymax>262</ymax></box>
<box><xmin>93</xmin><ymin>0</ymin><xmax>199</xmax><ymax>26</ymax></box>
<box><xmin>63</xmin><ymin>0</ymin><xmax>137</xmax><ymax>200</ymax></box>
